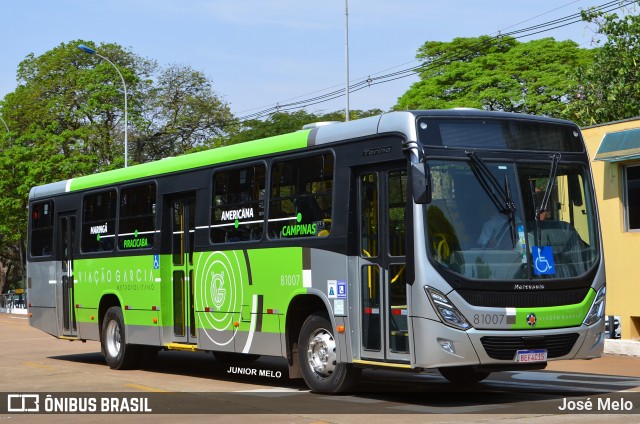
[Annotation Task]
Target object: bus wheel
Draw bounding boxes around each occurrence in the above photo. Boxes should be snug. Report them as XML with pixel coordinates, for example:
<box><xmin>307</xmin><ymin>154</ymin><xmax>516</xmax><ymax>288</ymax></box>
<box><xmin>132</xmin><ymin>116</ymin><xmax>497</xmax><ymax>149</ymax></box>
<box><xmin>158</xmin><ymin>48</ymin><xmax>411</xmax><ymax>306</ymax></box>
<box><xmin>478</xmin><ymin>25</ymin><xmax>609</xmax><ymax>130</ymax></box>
<box><xmin>438</xmin><ymin>366</ymin><xmax>490</xmax><ymax>384</ymax></box>
<box><xmin>298</xmin><ymin>313</ymin><xmax>360</xmax><ymax>393</ymax></box>
<box><xmin>101</xmin><ymin>306</ymin><xmax>139</xmax><ymax>370</ymax></box>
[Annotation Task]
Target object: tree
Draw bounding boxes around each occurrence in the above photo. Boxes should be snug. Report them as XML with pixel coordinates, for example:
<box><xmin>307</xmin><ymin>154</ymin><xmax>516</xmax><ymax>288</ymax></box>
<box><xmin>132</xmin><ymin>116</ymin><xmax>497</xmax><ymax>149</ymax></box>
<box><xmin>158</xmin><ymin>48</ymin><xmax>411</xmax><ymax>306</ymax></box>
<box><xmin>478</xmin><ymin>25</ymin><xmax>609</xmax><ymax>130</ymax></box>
<box><xmin>2</xmin><ymin>40</ymin><xmax>154</xmax><ymax>171</ymax></box>
<box><xmin>395</xmin><ymin>36</ymin><xmax>593</xmax><ymax>118</ymax></box>
<box><xmin>567</xmin><ymin>6</ymin><xmax>640</xmax><ymax>125</ymax></box>
<box><xmin>135</xmin><ymin>64</ymin><xmax>234</xmax><ymax>161</ymax></box>
<box><xmin>0</xmin><ymin>40</ymin><xmax>233</xmax><ymax>292</ymax></box>
<box><xmin>0</xmin><ymin>40</ymin><xmax>153</xmax><ymax>292</ymax></box>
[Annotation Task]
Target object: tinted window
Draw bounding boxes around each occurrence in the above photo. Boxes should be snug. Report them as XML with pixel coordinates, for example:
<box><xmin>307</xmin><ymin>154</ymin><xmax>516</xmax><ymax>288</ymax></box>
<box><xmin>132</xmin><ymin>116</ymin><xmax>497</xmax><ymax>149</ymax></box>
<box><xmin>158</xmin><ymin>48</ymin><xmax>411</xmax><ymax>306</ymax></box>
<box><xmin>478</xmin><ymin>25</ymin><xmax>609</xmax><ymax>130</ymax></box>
<box><xmin>119</xmin><ymin>183</ymin><xmax>156</xmax><ymax>250</ymax></box>
<box><xmin>625</xmin><ymin>165</ymin><xmax>640</xmax><ymax>231</ymax></box>
<box><xmin>268</xmin><ymin>153</ymin><xmax>334</xmax><ymax>239</ymax></box>
<box><xmin>388</xmin><ymin>170</ymin><xmax>407</xmax><ymax>257</ymax></box>
<box><xmin>211</xmin><ymin>164</ymin><xmax>266</xmax><ymax>243</ymax></box>
<box><xmin>418</xmin><ymin>118</ymin><xmax>583</xmax><ymax>152</ymax></box>
<box><xmin>30</xmin><ymin>201</ymin><xmax>54</xmax><ymax>257</ymax></box>
<box><xmin>81</xmin><ymin>190</ymin><xmax>117</xmax><ymax>252</ymax></box>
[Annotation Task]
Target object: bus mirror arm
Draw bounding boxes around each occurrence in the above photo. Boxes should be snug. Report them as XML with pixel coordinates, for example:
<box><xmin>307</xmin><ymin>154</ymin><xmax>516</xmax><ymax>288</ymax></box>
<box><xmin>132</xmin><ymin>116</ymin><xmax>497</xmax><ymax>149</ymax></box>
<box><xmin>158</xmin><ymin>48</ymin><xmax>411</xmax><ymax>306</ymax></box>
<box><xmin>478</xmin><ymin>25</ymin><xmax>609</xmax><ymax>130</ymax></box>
<box><xmin>410</xmin><ymin>161</ymin><xmax>431</xmax><ymax>204</ymax></box>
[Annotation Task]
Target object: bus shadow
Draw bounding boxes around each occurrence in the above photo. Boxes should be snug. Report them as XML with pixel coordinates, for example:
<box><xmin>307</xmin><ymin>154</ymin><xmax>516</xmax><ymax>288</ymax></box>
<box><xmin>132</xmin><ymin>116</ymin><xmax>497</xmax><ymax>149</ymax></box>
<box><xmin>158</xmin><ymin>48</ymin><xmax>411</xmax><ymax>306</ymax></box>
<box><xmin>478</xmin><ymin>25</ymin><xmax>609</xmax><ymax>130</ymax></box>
<box><xmin>50</xmin><ymin>349</ymin><xmax>308</xmax><ymax>391</ymax></box>
<box><xmin>49</xmin><ymin>350</ymin><xmax>640</xmax><ymax>413</ymax></box>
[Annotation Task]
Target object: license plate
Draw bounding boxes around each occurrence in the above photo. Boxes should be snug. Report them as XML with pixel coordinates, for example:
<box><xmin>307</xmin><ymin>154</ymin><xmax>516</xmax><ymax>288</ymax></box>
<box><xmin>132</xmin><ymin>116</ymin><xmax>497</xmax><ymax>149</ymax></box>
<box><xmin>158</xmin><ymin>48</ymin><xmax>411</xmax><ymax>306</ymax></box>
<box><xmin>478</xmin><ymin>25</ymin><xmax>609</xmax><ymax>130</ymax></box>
<box><xmin>515</xmin><ymin>349</ymin><xmax>548</xmax><ymax>363</ymax></box>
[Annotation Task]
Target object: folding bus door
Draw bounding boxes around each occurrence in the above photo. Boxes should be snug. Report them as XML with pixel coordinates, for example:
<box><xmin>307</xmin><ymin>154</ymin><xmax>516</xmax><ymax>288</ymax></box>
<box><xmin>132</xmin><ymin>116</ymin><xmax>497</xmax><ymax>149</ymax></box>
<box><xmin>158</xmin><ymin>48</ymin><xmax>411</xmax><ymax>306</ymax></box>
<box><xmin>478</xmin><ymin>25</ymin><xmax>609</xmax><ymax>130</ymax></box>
<box><xmin>168</xmin><ymin>194</ymin><xmax>197</xmax><ymax>344</ymax></box>
<box><xmin>57</xmin><ymin>213</ymin><xmax>77</xmax><ymax>337</ymax></box>
<box><xmin>357</xmin><ymin>165</ymin><xmax>410</xmax><ymax>363</ymax></box>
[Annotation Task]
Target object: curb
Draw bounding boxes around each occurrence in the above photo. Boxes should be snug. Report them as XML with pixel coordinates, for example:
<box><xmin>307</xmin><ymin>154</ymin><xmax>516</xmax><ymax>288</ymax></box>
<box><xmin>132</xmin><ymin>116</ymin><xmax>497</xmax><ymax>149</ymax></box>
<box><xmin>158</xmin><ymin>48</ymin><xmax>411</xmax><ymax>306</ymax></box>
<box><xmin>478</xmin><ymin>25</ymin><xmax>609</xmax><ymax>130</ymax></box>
<box><xmin>0</xmin><ymin>308</ymin><xmax>28</xmax><ymax>315</ymax></box>
<box><xmin>604</xmin><ymin>339</ymin><xmax>640</xmax><ymax>357</ymax></box>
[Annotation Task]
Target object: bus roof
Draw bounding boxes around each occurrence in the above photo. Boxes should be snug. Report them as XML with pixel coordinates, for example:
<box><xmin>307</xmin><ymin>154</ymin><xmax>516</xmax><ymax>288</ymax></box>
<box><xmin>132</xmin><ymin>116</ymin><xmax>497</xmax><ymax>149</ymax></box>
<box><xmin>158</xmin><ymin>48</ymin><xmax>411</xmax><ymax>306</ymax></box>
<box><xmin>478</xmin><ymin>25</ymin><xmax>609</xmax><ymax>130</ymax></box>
<box><xmin>28</xmin><ymin>111</ymin><xmax>403</xmax><ymax>200</ymax></box>
<box><xmin>28</xmin><ymin>110</ymin><xmax>574</xmax><ymax>200</ymax></box>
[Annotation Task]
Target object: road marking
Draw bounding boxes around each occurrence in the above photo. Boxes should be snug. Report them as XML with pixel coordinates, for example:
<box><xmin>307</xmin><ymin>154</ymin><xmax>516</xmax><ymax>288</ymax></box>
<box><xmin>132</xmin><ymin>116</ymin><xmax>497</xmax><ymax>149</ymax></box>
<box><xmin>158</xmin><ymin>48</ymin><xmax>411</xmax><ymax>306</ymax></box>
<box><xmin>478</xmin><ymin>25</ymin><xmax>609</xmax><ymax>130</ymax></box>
<box><xmin>235</xmin><ymin>388</ymin><xmax>308</xmax><ymax>397</ymax></box>
<box><xmin>315</xmin><ymin>395</ymin><xmax>381</xmax><ymax>404</ymax></box>
<box><xmin>124</xmin><ymin>383</ymin><xmax>170</xmax><ymax>392</ymax></box>
<box><xmin>389</xmin><ymin>403</ymin><xmax>511</xmax><ymax>413</ymax></box>
<box><xmin>510</xmin><ymin>371</ymin><xmax>640</xmax><ymax>387</ymax></box>
<box><xmin>23</xmin><ymin>361</ymin><xmax>56</xmax><ymax>370</ymax></box>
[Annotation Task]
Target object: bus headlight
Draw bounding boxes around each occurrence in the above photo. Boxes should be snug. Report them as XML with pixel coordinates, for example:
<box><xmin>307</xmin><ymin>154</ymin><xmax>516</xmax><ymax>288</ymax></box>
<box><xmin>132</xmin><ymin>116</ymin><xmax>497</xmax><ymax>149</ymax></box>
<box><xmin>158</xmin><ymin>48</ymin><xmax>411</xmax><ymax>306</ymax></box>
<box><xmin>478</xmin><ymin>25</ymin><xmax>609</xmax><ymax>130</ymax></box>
<box><xmin>583</xmin><ymin>285</ymin><xmax>606</xmax><ymax>326</ymax></box>
<box><xmin>424</xmin><ymin>286</ymin><xmax>471</xmax><ymax>330</ymax></box>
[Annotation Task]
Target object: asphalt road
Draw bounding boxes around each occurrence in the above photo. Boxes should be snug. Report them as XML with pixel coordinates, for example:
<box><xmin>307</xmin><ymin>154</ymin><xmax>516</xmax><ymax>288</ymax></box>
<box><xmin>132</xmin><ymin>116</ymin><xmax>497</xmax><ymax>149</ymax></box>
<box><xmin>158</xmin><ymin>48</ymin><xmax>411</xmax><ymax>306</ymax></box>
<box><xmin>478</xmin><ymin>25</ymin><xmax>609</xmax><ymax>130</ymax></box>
<box><xmin>1</xmin><ymin>312</ymin><xmax>639</xmax><ymax>423</ymax></box>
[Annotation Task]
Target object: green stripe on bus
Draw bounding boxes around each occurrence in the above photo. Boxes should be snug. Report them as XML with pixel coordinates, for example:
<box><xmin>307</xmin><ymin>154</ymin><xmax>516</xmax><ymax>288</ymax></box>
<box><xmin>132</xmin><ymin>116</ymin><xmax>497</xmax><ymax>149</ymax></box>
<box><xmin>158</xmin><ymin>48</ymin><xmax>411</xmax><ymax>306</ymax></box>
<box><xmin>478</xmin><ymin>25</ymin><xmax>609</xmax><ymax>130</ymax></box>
<box><xmin>68</xmin><ymin>130</ymin><xmax>311</xmax><ymax>192</ymax></box>
<box><xmin>72</xmin><ymin>247</ymin><xmax>308</xmax><ymax>332</ymax></box>
<box><xmin>512</xmin><ymin>288</ymin><xmax>595</xmax><ymax>330</ymax></box>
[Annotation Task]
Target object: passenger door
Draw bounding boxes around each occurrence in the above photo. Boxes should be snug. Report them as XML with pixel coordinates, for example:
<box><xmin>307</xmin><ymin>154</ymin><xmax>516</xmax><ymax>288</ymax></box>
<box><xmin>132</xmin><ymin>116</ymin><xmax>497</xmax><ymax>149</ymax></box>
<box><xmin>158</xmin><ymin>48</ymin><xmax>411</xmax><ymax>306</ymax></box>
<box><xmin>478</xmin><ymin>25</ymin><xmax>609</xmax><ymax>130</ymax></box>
<box><xmin>57</xmin><ymin>213</ymin><xmax>77</xmax><ymax>337</ymax></box>
<box><xmin>358</xmin><ymin>165</ymin><xmax>410</xmax><ymax>363</ymax></box>
<box><xmin>168</xmin><ymin>193</ymin><xmax>198</xmax><ymax>344</ymax></box>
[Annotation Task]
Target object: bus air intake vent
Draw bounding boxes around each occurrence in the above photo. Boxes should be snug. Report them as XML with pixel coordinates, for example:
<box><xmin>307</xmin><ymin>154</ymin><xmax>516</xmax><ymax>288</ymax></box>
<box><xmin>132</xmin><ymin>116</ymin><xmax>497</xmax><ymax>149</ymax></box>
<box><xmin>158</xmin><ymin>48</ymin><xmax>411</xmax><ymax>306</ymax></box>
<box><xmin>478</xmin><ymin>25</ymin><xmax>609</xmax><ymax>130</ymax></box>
<box><xmin>480</xmin><ymin>333</ymin><xmax>580</xmax><ymax>360</ymax></box>
<box><xmin>457</xmin><ymin>288</ymin><xmax>589</xmax><ymax>308</ymax></box>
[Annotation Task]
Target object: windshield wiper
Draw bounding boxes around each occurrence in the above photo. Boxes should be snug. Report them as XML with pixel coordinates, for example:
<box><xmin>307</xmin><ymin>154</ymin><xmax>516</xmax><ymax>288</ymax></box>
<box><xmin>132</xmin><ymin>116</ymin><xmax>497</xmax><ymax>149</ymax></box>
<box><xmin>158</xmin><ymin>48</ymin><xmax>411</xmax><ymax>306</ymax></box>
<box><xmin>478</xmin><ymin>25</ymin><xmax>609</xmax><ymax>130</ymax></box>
<box><xmin>466</xmin><ymin>152</ymin><xmax>515</xmax><ymax>215</ymax></box>
<box><xmin>537</xmin><ymin>153</ymin><xmax>561</xmax><ymax>217</ymax></box>
<box><xmin>530</xmin><ymin>153</ymin><xmax>561</xmax><ymax>245</ymax></box>
<box><xmin>466</xmin><ymin>152</ymin><xmax>517</xmax><ymax>246</ymax></box>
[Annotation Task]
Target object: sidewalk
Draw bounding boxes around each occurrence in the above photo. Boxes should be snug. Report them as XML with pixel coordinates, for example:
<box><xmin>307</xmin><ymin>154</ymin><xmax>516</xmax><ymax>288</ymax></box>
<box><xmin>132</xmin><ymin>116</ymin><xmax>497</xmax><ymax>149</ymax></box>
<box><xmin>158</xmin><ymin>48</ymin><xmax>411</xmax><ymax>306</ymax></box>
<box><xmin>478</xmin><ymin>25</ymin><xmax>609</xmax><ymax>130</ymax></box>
<box><xmin>0</xmin><ymin>306</ymin><xmax>27</xmax><ymax>315</ymax></box>
<box><xmin>605</xmin><ymin>338</ymin><xmax>640</xmax><ymax>356</ymax></box>
<box><xmin>546</xmin><ymin>342</ymin><xmax>640</xmax><ymax>377</ymax></box>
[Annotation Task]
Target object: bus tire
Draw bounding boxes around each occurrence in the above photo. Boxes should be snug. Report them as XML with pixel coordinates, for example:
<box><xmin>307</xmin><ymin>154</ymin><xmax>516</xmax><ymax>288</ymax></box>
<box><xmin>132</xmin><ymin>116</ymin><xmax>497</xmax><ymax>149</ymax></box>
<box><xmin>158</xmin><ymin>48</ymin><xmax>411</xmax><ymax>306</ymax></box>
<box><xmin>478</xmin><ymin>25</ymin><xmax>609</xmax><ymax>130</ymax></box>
<box><xmin>438</xmin><ymin>366</ymin><xmax>490</xmax><ymax>384</ymax></box>
<box><xmin>298</xmin><ymin>313</ymin><xmax>360</xmax><ymax>393</ymax></box>
<box><xmin>101</xmin><ymin>306</ymin><xmax>139</xmax><ymax>370</ymax></box>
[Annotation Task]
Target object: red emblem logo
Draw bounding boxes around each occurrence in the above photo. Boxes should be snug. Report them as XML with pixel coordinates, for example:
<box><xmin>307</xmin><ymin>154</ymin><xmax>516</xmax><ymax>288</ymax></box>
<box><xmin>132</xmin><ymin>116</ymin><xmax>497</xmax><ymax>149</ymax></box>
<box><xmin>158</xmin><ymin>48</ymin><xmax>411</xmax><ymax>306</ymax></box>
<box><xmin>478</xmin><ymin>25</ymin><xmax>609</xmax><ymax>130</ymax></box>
<box><xmin>526</xmin><ymin>313</ymin><xmax>537</xmax><ymax>327</ymax></box>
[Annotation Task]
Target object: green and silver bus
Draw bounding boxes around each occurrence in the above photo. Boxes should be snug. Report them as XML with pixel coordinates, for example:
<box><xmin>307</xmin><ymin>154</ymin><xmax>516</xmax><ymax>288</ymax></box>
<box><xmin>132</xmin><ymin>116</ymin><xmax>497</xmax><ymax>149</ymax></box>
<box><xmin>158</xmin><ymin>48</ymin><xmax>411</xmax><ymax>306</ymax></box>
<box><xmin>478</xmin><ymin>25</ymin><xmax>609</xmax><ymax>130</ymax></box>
<box><xmin>27</xmin><ymin>110</ymin><xmax>605</xmax><ymax>393</ymax></box>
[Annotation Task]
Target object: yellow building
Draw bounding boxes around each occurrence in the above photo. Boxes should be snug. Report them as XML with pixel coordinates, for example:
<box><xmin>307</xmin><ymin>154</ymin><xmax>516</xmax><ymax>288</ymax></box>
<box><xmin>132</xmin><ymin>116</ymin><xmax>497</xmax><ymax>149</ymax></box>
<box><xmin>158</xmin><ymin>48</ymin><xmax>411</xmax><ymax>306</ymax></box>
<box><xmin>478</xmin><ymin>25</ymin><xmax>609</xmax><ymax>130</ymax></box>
<box><xmin>583</xmin><ymin>118</ymin><xmax>640</xmax><ymax>340</ymax></box>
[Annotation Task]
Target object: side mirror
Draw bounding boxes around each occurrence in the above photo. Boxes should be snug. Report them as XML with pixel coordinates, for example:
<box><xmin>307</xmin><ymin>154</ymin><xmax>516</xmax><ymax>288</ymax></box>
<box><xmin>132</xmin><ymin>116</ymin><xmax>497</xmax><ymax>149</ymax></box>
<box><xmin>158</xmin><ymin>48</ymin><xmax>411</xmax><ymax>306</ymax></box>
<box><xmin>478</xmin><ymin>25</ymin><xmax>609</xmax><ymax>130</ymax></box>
<box><xmin>410</xmin><ymin>161</ymin><xmax>431</xmax><ymax>204</ymax></box>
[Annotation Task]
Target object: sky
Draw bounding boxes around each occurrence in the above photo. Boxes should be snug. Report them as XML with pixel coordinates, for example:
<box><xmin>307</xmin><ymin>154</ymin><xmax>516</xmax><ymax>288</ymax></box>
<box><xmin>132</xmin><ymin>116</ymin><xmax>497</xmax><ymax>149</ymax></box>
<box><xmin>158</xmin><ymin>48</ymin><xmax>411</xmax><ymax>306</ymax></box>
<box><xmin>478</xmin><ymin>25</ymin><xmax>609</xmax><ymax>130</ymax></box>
<box><xmin>0</xmin><ymin>0</ymin><xmax>618</xmax><ymax>119</ymax></box>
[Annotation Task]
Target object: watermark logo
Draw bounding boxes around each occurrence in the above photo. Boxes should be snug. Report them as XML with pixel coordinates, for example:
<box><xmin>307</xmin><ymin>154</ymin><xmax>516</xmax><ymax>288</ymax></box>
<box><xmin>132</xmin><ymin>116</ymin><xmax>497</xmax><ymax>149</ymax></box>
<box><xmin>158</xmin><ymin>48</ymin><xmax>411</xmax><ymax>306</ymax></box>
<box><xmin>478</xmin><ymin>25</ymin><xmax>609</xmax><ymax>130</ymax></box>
<box><xmin>5</xmin><ymin>394</ymin><xmax>152</xmax><ymax>413</ymax></box>
<box><xmin>7</xmin><ymin>394</ymin><xmax>40</xmax><ymax>412</ymax></box>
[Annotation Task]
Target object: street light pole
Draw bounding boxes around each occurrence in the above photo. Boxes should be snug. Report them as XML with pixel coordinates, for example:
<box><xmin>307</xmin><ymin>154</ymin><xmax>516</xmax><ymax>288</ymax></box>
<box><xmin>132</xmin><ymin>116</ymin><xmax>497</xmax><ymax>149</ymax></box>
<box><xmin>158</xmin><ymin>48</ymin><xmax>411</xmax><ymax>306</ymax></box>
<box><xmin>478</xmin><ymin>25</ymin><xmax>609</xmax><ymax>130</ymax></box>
<box><xmin>344</xmin><ymin>0</ymin><xmax>350</xmax><ymax>122</ymax></box>
<box><xmin>78</xmin><ymin>44</ymin><xmax>129</xmax><ymax>168</ymax></box>
<box><xmin>0</xmin><ymin>116</ymin><xmax>9</xmax><ymax>133</ymax></box>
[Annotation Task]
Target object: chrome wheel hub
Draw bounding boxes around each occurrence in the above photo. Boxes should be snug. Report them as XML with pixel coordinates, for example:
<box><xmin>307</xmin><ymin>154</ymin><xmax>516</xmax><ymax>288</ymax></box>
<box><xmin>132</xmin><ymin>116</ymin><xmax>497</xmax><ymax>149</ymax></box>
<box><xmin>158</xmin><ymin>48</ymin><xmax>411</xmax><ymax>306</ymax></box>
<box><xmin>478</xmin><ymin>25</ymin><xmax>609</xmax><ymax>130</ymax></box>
<box><xmin>307</xmin><ymin>328</ymin><xmax>336</xmax><ymax>377</ymax></box>
<box><xmin>105</xmin><ymin>320</ymin><xmax>121</xmax><ymax>358</ymax></box>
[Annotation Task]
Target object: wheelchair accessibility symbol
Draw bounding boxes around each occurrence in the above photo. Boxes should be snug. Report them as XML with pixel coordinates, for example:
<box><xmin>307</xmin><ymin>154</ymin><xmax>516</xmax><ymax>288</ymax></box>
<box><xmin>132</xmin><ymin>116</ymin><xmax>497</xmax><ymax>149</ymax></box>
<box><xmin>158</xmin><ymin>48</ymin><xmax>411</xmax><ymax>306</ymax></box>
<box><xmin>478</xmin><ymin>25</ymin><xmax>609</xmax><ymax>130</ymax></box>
<box><xmin>532</xmin><ymin>246</ymin><xmax>555</xmax><ymax>275</ymax></box>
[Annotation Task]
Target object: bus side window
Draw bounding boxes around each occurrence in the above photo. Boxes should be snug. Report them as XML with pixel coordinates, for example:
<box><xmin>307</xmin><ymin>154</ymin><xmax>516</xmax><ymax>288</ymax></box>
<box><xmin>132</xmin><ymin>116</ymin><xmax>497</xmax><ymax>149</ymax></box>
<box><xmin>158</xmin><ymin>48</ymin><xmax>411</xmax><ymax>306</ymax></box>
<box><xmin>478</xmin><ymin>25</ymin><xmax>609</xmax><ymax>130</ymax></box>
<box><xmin>211</xmin><ymin>164</ymin><xmax>266</xmax><ymax>243</ymax></box>
<box><xmin>118</xmin><ymin>183</ymin><xmax>156</xmax><ymax>250</ymax></box>
<box><xmin>81</xmin><ymin>190</ymin><xmax>116</xmax><ymax>253</ymax></box>
<box><xmin>268</xmin><ymin>153</ymin><xmax>334</xmax><ymax>239</ymax></box>
<box><xmin>30</xmin><ymin>200</ymin><xmax>55</xmax><ymax>257</ymax></box>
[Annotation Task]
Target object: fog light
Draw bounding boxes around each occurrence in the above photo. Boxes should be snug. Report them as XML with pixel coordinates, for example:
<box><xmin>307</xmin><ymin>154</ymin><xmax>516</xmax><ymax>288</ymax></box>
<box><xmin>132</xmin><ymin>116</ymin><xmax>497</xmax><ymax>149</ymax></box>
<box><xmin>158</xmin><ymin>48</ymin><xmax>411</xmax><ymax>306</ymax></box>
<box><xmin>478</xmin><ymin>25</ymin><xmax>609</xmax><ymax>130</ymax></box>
<box><xmin>592</xmin><ymin>331</ymin><xmax>603</xmax><ymax>350</ymax></box>
<box><xmin>438</xmin><ymin>338</ymin><xmax>455</xmax><ymax>354</ymax></box>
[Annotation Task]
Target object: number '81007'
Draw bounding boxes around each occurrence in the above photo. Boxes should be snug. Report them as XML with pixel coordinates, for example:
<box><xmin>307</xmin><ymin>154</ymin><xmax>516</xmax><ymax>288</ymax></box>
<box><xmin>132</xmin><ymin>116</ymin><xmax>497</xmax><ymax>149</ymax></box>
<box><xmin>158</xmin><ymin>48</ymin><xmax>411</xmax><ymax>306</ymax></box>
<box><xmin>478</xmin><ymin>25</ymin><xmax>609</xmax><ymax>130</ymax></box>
<box><xmin>473</xmin><ymin>314</ymin><xmax>505</xmax><ymax>325</ymax></box>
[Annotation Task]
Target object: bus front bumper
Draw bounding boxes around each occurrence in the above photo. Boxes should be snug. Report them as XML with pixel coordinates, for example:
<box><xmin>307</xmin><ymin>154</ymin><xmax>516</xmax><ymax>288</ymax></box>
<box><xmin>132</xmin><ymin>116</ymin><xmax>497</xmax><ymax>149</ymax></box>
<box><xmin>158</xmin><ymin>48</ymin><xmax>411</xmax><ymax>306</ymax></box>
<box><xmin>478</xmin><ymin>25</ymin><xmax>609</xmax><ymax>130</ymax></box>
<box><xmin>411</xmin><ymin>316</ymin><xmax>605</xmax><ymax>370</ymax></box>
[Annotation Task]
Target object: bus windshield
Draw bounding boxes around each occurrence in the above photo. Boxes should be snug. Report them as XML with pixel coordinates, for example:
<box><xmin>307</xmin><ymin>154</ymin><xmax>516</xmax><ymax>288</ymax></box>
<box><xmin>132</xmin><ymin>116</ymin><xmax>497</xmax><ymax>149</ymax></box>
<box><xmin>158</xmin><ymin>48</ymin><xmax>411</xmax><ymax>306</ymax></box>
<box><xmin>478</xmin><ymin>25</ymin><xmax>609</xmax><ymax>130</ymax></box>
<box><xmin>426</xmin><ymin>158</ymin><xmax>598</xmax><ymax>281</ymax></box>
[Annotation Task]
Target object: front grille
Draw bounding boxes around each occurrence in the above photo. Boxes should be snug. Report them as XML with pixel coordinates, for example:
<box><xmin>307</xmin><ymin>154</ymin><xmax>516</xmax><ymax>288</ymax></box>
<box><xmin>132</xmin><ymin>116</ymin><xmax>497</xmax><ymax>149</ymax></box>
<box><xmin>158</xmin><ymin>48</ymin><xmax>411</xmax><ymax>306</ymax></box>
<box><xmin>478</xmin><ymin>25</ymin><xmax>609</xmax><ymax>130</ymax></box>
<box><xmin>458</xmin><ymin>288</ymin><xmax>589</xmax><ymax>308</ymax></box>
<box><xmin>480</xmin><ymin>333</ymin><xmax>580</xmax><ymax>360</ymax></box>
